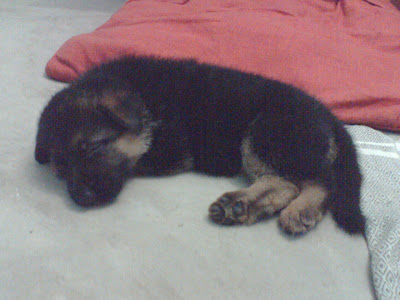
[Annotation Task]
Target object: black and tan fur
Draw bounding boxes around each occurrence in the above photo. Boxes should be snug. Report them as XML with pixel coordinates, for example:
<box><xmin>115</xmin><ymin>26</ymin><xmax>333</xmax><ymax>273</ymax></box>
<box><xmin>35</xmin><ymin>56</ymin><xmax>365</xmax><ymax>234</ymax></box>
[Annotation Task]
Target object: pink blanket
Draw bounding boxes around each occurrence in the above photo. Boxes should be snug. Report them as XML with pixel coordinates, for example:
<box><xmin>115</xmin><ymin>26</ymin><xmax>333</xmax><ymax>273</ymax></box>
<box><xmin>46</xmin><ymin>0</ymin><xmax>400</xmax><ymax>131</ymax></box>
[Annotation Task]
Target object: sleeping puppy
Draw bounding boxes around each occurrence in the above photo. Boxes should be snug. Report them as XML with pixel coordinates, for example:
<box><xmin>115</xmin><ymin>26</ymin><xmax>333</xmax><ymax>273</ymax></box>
<box><xmin>35</xmin><ymin>56</ymin><xmax>365</xmax><ymax>234</ymax></box>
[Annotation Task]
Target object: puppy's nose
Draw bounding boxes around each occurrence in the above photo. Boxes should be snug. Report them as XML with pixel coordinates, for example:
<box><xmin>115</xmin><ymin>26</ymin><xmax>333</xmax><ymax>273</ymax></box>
<box><xmin>67</xmin><ymin>181</ymin><xmax>97</xmax><ymax>207</ymax></box>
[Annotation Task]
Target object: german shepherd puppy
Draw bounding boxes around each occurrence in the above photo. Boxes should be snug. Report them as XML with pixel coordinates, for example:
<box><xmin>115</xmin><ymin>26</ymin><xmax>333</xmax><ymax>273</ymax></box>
<box><xmin>35</xmin><ymin>56</ymin><xmax>365</xmax><ymax>234</ymax></box>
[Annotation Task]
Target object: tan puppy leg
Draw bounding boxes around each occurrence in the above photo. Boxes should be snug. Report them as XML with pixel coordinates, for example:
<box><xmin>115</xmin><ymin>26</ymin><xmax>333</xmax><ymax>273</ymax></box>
<box><xmin>279</xmin><ymin>181</ymin><xmax>328</xmax><ymax>234</ymax></box>
<box><xmin>209</xmin><ymin>175</ymin><xmax>299</xmax><ymax>225</ymax></box>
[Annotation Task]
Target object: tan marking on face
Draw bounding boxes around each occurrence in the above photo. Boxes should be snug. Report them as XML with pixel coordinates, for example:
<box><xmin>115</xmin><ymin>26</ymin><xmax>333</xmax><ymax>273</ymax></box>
<box><xmin>73</xmin><ymin>89</ymin><xmax>129</xmax><ymax>111</ymax></box>
<box><xmin>100</xmin><ymin>90</ymin><xmax>128</xmax><ymax>109</ymax></box>
<box><xmin>112</xmin><ymin>129</ymin><xmax>153</xmax><ymax>159</ymax></box>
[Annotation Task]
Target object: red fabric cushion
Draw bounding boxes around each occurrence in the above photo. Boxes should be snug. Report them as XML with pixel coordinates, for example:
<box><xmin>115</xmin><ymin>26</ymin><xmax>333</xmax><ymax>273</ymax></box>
<box><xmin>46</xmin><ymin>0</ymin><xmax>400</xmax><ymax>131</ymax></box>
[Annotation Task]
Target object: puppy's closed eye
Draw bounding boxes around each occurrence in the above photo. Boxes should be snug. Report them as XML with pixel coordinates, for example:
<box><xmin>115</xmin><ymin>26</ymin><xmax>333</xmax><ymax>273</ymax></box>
<box><xmin>79</xmin><ymin>141</ymin><xmax>104</xmax><ymax>156</ymax></box>
<box><xmin>78</xmin><ymin>134</ymin><xmax>119</xmax><ymax>157</ymax></box>
<box><xmin>89</xmin><ymin>128</ymin><xmax>121</xmax><ymax>144</ymax></box>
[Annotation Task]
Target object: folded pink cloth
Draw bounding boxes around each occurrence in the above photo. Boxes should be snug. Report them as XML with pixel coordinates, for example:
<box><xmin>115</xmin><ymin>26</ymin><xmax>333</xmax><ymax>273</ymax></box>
<box><xmin>46</xmin><ymin>0</ymin><xmax>400</xmax><ymax>131</ymax></box>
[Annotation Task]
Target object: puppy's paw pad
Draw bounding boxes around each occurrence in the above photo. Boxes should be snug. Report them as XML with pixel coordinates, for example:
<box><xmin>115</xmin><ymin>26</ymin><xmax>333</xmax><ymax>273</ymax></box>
<box><xmin>299</xmin><ymin>208</ymin><xmax>321</xmax><ymax>227</ymax></box>
<box><xmin>279</xmin><ymin>206</ymin><xmax>322</xmax><ymax>234</ymax></box>
<box><xmin>209</xmin><ymin>201</ymin><xmax>228</xmax><ymax>224</ymax></box>
<box><xmin>208</xmin><ymin>194</ymin><xmax>247</xmax><ymax>225</ymax></box>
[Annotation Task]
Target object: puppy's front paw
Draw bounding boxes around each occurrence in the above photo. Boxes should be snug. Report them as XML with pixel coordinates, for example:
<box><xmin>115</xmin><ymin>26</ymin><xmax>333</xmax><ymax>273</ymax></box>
<box><xmin>208</xmin><ymin>193</ymin><xmax>249</xmax><ymax>225</ymax></box>
<box><xmin>279</xmin><ymin>206</ymin><xmax>323</xmax><ymax>234</ymax></box>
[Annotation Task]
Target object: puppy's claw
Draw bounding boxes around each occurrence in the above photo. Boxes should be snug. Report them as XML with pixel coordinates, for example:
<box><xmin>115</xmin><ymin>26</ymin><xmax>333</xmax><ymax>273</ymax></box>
<box><xmin>209</xmin><ymin>203</ymin><xmax>226</xmax><ymax>224</ymax></box>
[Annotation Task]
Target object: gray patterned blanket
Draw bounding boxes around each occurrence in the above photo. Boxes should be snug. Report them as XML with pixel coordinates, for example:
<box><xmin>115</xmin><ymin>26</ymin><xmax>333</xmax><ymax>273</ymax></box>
<box><xmin>349</xmin><ymin>126</ymin><xmax>400</xmax><ymax>300</ymax></box>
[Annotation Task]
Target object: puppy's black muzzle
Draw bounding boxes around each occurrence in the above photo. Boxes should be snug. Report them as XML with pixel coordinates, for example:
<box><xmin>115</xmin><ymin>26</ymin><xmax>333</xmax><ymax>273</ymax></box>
<box><xmin>68</xmin><ymin>181</ymin><xmax>101</xmax><ymax>207</ymax></box>
<box><xmin>67</xmin><ymin>171</ymin><xmax>124</xmax><ymax>207</ymax></box>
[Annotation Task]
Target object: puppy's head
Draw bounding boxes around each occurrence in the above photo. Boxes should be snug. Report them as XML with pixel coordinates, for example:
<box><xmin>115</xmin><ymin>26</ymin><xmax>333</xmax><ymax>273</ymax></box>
<box><xmin>35</xmin><ymin>85</ymin><xmax>153</xmax><ymax>207</ymax></box>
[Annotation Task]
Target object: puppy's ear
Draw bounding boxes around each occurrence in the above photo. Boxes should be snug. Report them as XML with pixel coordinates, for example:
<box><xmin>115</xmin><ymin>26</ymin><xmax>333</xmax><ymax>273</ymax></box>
<box><xmin>35</xmin><ymin>123</ymin><xmax>52</xmax><ymax>164</ymax></box>
<box><xmin>35</xmin><ymin>103</ymin><xmax>56</xmax><ymax>164</ymax></box>
<box><xmin>99</xmin><ymin>91</ymin><xmax>147</xmax><ymax>134</ymax></box>
<box><xmin>35</xmin><ymin>89</ymin><xmax>69</xmax><ymax>164</ymax></box>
